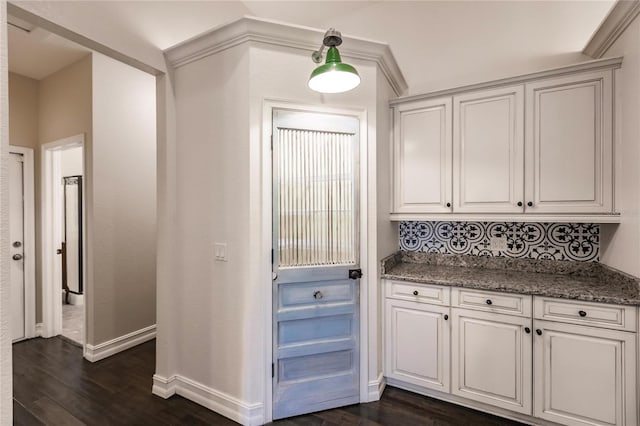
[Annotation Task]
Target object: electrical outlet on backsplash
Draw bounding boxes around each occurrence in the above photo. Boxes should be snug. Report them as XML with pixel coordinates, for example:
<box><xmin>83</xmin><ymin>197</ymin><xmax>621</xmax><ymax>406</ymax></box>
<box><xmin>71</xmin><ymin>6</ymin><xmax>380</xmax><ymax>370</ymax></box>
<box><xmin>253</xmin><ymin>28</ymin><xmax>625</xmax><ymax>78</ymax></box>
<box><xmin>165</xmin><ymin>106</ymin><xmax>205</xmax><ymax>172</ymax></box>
<box><xmin>399</xmin><ymin>221</ymin><xmax>599</xmax><ymax>262</ymax></box>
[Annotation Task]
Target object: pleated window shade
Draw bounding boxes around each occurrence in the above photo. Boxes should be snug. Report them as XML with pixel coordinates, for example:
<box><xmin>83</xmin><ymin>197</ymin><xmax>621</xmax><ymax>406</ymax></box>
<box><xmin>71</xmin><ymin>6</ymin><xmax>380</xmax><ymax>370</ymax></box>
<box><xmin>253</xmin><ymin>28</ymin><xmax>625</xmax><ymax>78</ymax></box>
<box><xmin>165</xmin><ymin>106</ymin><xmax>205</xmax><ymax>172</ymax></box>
<box><xmin>277</xmin><ymin>128</ymin><xmax>357</xmax><ymax>268</ymax></box>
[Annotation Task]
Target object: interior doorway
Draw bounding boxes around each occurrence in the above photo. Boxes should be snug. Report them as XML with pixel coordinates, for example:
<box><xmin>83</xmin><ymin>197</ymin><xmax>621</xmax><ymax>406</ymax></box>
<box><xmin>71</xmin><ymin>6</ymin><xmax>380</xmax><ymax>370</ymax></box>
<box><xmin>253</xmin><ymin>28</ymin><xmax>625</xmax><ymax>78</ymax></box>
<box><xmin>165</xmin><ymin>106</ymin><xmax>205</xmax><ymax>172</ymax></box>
<box><xmin>41</xmin><ymin>135</ymin><xmax>85</xmax><ymax>348</ymax></box>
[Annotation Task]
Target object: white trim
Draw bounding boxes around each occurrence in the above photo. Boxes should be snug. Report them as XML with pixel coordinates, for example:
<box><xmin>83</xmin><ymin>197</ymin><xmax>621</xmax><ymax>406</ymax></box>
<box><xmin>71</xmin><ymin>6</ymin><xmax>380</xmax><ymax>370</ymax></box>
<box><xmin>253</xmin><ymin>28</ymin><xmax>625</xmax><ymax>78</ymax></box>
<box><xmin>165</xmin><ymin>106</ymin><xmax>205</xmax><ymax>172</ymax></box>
<box><xmin>583</xmin><ymin>0</ymin><xmax>640</xmax><ymax>58</ymax></box>
<box><xmin>41</xmin><ymin>135</ymin><xmax>85</xmax><ymax>344</ymax></box>
<box><xmin>389</xmin><ymin>213</ymin><xmax>622</xmax><ymax>224</ymax></box>
<box><xmin>368</xmin><ymin>372</ymin><xmax>387</xmax><ymax>401</ymax></box>
<box><xmin>389</xmin><ymin>56</ymin><xmax>623</xmax><ymax>106</ymax></box>
<box><xmin>84</xmin><ymin>324</ymin><xmax>156</xmax><ymax>362</ymax></box>
<box><xmin>9</xmin><ymin>146</ymin><xmax>36</xmax><ymax>339</ymax></box>
<box><xmin>262</xmin><ymin>100</ymin><xmax>370</xmax><ymax>423</ymax></box>
<box><xmin>165</xmin><ymin>16</ymin><xmax>407</xmax><ymax>96</ymax></box>
<box><xmin>35</xmin><ymin>323</ymin><xmax>43</xmax><ymax>337</ymax></box>
<box><xmin>152</xmin><ymin>374</ymin><xmax>265</xmax><ymax>426</ymax></box>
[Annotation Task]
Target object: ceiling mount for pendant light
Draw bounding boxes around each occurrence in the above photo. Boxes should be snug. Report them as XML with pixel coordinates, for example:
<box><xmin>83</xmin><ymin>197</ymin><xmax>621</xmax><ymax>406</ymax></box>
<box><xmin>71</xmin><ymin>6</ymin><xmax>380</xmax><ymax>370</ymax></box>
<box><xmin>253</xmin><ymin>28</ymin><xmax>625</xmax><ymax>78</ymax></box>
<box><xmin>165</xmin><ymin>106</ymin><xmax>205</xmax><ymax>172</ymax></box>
<box><xmin>308</xmin><ymin>28</ymin><xmax>360</xmax><ymax>94</ymax></box>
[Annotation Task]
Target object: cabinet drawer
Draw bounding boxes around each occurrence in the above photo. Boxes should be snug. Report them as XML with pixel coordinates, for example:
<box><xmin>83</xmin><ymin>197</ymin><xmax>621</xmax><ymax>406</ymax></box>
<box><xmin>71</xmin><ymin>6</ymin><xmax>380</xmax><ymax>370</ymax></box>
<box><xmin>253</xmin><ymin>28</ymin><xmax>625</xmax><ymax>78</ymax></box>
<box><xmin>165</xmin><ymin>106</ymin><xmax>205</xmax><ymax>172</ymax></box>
<box><xmin>385</xmin><ymin>280</ymin><xmax>450</xmax><ymax>305</ymax></box>
<box><xmin>534</xmin><ymin>297</ymin><xmax>637</xmax><ymax>332</ymax></box>
<box><xmin>452</xmin><ymin>288</ymin><xmax>531</xmax><ymax>317</ymax></box>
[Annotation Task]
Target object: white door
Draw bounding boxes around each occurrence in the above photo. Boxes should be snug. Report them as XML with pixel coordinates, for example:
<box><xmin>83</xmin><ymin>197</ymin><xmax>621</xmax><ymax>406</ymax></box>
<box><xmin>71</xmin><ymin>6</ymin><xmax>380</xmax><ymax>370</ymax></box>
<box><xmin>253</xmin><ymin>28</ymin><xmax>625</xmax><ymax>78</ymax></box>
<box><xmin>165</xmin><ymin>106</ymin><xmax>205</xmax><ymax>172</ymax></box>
<box><xmin>453</xmin><ymin>86</ymin><xmax>524</xmax><ymax>213</ymax></box>
<box><xmin>533</xmin><ymin>320</ymin><xmax>637</xmax><ymax>426</ymax></box>
<box><xmin>392</xmin><ymin>97</ymin><xmax>452</xmax><ymax>213</ymax></box>
<box><xmin>10</xmin><ymin>153</ymin><xmax>25</xmax><ymax>341</ymax></box>
<box><xmin>451</xmin><ymin>308</ymin><xmax>532</xmax><ymax>415</ymax></box>
<box><xmin>272</xmin><ymin>110</ymin><xmax>360</xmax><ymax>419</ymax></box>
<box><xmin>385</xmin><ymin>299</ymin><xmax>450</xmax><ymax>393</ymax></box>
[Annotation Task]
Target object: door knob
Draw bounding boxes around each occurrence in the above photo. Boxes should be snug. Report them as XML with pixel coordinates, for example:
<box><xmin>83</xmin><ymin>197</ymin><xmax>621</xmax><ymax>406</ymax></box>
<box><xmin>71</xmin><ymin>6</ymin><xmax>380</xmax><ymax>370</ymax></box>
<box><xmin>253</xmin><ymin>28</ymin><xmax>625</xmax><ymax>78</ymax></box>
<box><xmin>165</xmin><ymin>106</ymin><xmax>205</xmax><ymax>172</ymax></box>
<box><xmin>348</xmin><ymin>269</ymin><xmax>363</xmax><ymax>280</ymax></box>
<box><xmin>12</xmin><ymin>254</ymin><xmax>23</xmax><ymax>261</ymax></box>
<box><xmin>313</xmin><ymin>291</ymin><xmax>323</xmax><ymax>300</ymax></box>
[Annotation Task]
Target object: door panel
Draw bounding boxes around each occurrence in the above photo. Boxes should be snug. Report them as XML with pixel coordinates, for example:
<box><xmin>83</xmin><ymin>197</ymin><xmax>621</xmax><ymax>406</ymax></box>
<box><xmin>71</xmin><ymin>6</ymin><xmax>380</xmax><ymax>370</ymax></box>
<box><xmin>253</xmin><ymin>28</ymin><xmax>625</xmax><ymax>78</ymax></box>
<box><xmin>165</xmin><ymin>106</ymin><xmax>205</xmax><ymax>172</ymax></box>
<box><xmin>10</xmin><ymin>153</ymin><xmax>25</xmax><ymax>341</ymax></box>
<box><xmin>273</xmin><ymin>110</ymin><xmax>360</xmax><ymax>420</ymax></box>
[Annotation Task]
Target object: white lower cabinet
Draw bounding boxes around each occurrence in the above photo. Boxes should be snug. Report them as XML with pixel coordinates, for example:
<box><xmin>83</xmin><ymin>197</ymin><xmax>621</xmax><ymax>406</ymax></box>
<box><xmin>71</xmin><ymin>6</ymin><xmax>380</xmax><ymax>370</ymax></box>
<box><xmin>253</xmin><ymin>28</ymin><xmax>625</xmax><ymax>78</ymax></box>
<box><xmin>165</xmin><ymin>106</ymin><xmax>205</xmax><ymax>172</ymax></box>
<box><xmin>385</xmin><ymin>298</ymin><xmax>450</xmax><ymax>393</ymax></box>
<box><xmin>384</xmin><ymin>281</ymin><xmax>639</xmax><ymax>426</ymax></box>
<box><xmin>451</xmin><ymin>308</ymin><xmax>532</xmax><ymax>415</ymax></box>
<box><xmin>533</xmin><ymin>320</ymin><xmax>637</xmax><ymax>426</ymax></box>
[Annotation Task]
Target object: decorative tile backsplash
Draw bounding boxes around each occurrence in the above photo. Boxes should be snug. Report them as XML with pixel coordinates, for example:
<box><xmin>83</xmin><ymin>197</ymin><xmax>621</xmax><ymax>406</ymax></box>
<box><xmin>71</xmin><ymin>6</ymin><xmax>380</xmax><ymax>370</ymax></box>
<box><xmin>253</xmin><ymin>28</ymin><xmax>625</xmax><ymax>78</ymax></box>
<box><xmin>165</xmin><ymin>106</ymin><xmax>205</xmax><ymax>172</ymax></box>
<box><xmin>399</xmin><ymin>221</ymin><xmax>599</xmax><ymax>262</ymax></box>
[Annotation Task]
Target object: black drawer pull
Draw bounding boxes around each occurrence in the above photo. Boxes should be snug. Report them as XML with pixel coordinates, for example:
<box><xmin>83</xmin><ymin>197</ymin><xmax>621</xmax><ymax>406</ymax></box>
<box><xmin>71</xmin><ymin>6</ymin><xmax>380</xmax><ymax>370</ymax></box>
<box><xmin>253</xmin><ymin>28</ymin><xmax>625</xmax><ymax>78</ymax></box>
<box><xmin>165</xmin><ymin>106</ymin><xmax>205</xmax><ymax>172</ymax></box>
<box><xmin>413</xmin><ymin>290</ymin><xmax>418</xmax><ymax>296</ymax></box>
<box><xmin>578</xmin><ymin>310</ymin><xmax>587</xmax><ymax>317</ymax></box>
<box><xmin>524</xmin><ymin>327</ymin><xmax>531</xmax><ymax>334</ymax></box>
<box><xmin>444</xmin><ymin>314</ymin><xmax>449</xmax><ymax>321</ymax></box>
<box><xmin>486</xmin><ymin>299</ymin><xmax>493</xmax><ymax>305</ymax></box>
<box><xmin>517</xmin><ymin>201</ymin><xmax>523</xmax><ymax>207</ymax></box>
<box><xmin>527</xmin><ymin>201</ymin><xmax>533</xmax><ymax>207</ymax></box>
<box><xmin>536</xmin><ymin>329</ymin><xmax>542</xmax><ymax>336</ymax></box>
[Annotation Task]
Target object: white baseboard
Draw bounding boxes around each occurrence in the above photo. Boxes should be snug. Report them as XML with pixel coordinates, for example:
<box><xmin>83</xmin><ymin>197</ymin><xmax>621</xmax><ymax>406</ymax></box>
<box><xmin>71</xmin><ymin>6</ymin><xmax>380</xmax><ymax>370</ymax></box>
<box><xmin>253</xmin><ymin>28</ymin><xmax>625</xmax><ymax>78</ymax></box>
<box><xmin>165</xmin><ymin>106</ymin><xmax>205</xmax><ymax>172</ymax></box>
<box><xmin>84</xmin><ymin>324</ymin><xmax>156</xmax><ymax>362</ymax></box>
<box><xmin>35</xmin><ymin>323</ymin><xmax>43</xmax><ymax>337</ymax></box>
<box><xmin>152</xmin><ymin>374</ymin><xmax>264</xmax><ymax>426</ymax></box>
<box><xmin>367</xmin><ymin>372</ymin><xmax>386</xmax><ymax>401</ymax></box>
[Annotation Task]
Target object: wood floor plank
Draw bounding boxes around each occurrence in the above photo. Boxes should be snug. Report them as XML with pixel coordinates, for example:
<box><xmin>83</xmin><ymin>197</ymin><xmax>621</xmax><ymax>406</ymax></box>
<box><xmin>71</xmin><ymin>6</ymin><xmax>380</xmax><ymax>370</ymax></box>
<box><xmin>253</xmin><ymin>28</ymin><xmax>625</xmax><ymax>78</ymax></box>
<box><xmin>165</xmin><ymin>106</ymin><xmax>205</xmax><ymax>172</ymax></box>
<box><xmin>14</xmin><ymin>337</ymin><xmax>527</xmax><ymax>425</ymax></box>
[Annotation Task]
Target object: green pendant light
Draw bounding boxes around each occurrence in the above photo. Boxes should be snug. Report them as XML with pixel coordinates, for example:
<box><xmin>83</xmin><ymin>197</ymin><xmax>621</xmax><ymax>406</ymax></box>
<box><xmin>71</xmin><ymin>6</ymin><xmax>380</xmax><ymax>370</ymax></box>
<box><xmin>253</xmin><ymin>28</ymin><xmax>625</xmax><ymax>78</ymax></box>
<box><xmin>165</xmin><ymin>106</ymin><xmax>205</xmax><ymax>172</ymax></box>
<box><xmin>308</xmin><ymin>29</ymin><xmax>360</xmax><ymax>94</ymax></box>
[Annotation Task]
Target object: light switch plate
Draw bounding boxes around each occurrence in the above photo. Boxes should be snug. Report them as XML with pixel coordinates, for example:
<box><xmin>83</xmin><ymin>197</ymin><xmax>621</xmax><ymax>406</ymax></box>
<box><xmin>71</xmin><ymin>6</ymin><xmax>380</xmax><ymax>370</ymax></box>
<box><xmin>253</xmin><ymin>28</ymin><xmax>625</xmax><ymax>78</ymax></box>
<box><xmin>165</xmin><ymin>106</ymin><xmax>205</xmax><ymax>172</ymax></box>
<box><xmin>490</xmin><ymin>237</ymin><xmax>508</xmax><ymax>252</ymax></box>
<box><xmin>214</xmin><ymin>242</ymin><xmax>227</xmax><ymax>261</ymax></box>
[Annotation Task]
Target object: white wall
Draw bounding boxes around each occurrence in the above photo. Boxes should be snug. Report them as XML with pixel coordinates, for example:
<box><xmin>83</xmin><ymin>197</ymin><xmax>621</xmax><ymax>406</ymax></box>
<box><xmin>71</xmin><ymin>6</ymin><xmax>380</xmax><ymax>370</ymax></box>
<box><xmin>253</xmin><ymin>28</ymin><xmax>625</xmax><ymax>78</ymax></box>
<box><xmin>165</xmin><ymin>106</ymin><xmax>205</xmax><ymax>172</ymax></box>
<box><xmin>162</xmin><ymin>36</ymin><xmax>392</xmax><ymax>422</ymax></box>
<box><xmin>0</xmin><ymin>1</ymin><xmax>12</xmax><ymax>422</ymax></box>
<box><xmin>90</xmin><ymin>53</ymin><xmax>157</xmax><ymax>345</ymax></box>
<box><xmin>599</xmin><ymin>16</ymin><xmax>640</xmax><ymax>277</ymax></box>
<box><xmin>60</xmin><ymin>146</ymin><xmax>83</xmax><ymax>177</ymax></box>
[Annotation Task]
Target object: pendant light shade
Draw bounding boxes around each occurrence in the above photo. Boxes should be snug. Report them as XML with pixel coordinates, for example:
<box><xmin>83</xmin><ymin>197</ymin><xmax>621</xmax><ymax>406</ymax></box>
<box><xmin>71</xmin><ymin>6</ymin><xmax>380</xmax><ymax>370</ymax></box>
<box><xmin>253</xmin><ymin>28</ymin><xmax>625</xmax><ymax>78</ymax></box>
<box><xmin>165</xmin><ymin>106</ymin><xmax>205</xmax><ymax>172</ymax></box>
<box><xmin>308</xmin><ymin>29</ymin><xmax>360</xmax><ymax>94</ymax></box>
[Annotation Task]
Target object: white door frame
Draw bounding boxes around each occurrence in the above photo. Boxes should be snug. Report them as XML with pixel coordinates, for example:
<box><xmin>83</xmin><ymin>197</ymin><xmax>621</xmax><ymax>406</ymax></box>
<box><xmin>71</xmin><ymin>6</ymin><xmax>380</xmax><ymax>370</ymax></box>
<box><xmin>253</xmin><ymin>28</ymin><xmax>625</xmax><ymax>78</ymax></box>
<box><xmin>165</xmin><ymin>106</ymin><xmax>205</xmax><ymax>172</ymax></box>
<box><xmin>8</xmin><ymin>146</ymin><xmax>36</xmax><ymax>340</ymax></box>
<box><xmin>262</xmin><ymin>100</ymin><xmax>369</xmax><ymax>423</ymax></box>
<box><xmin>41</xmin><ymin>134</ymin><xmax>85</xmax><ymax>340</ymax></box>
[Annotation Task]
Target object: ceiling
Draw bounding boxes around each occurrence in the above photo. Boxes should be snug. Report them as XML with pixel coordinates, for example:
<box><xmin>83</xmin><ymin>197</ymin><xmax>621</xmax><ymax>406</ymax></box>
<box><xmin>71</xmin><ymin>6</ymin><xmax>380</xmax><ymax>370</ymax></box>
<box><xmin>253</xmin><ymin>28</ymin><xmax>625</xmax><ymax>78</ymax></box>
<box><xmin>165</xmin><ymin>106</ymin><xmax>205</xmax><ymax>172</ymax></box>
<box><xmin>9</xmin><ymin>1</ymin><xmax>616</xmax><ymax>92</ymax></box>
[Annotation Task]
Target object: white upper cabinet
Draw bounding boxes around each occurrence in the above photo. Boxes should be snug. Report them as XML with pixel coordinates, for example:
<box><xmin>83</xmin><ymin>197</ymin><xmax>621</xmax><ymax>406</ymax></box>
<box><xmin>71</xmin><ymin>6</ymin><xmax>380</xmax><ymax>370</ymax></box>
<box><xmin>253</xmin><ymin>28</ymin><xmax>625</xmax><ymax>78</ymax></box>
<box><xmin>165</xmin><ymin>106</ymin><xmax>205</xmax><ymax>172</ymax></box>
<box><xmin>390</xmin><ymin>57</ymin><xmax>621</xmax><ymax>222</ymax></box>
<box><xmin>393</xmin><ymin>97</ymin><xmax>452</xmax><ymax>213</ymax></box>
<box><xmin>525</xmin><ymin>70</ymin><xmax>613</xmax><ymax>214</ymax></box>
<box><xmin>453</xmin><ymin>86</ymin><xmax>524</xmax><ymax>213</ymax></box>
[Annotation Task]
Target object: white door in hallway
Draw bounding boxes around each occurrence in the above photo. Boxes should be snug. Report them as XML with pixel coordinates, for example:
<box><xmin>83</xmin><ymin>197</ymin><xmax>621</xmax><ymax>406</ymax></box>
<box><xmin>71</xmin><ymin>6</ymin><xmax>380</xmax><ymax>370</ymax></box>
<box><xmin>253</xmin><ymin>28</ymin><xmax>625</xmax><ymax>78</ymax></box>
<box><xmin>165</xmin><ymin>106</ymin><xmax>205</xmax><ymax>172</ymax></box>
<box><xmin>10</xmin><ymin>152</ymin><xmax>25</xmax><ymax>341</ymax></box>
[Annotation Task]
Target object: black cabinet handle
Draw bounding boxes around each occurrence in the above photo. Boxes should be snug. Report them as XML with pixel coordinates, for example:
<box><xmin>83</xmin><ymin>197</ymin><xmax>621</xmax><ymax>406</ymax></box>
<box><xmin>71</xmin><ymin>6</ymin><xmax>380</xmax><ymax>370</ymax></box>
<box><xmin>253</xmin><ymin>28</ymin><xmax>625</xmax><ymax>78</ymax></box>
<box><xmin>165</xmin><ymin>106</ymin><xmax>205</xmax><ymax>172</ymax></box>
<box><xmin>517</xmin><ymin>201</ymin><xmax>523</xmax><ymax>207</ymax></box>
<box><xmin>413</xmin><ymin>290</ymin><xmax>418</xmax><ymax>296</ymax></box>
<box><xmin>527</xmin><ymin>201</ymin><xmax>533</xmax><ymax>207</ymax></box>
<box><xmin>444</xmin><ymin>314</ymin><xmax>449</xmax><ymax>321</ymax></box>
<box><xmin>446</xmin><ymin>202</ymin><xmax>451</xmax><ymax>208</ymax></box>
<box><xmin>536</xmin><ymin>329</ymin><xmax>542</xmax><ymax>336</ymax></box>
<box><xmin>486</xmin><ymin>299</ymin><xmax>492</xmax><ymax>305</ymax></box>
<box><xmin>524</xmin><ymin>327</ymin><xmax>531</xmax><ymax>334</ymax></box>
<box><xmin>578</xmin><ymin>310</ymin><xmax>587</xmax><ymax>317</ymax></box>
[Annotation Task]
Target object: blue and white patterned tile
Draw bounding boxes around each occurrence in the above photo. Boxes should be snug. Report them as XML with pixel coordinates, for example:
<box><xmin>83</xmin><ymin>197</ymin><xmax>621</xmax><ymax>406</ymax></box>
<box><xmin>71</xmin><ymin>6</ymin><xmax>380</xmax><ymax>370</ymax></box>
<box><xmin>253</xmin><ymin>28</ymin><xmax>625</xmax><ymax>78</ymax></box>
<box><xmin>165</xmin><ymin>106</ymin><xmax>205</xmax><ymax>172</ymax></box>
<box><xmin>399</xmin><ymin>221</ymin><xmax>599</xmax><ymax>262</ymax></box>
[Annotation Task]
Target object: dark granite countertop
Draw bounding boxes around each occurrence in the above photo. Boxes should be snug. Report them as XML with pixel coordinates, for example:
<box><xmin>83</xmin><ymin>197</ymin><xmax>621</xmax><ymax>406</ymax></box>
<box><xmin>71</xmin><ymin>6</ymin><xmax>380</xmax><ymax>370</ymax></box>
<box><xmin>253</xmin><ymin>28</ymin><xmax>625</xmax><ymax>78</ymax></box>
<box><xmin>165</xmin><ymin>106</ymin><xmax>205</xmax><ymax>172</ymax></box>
<box><xmin>381</xmin><ymin>252</ymin><xmax>640</xmax><ymax>306</ymax></box>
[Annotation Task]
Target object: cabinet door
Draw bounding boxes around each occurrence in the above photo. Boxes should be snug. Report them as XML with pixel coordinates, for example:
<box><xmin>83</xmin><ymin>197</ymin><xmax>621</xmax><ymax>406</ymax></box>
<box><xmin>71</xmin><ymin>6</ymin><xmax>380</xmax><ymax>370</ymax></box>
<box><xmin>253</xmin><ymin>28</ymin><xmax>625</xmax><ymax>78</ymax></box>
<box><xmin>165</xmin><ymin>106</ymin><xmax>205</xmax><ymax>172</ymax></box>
<box><xmin>451</xmin><ymin>308</ymin><xmax>532</xmax><ymax>414</ymax></box>
<box><xmin>453</xmin><ymin>86</ymin><xmax>524</xmax><ymax>213</ymax></box>
<box><xmin>534</xmin><ymin>320</ymin><xmax>637</xmax><ymax>426</ymax></box>
<box><xmin>393</xmin><ymin>97</ymin><xmax>452</xmax><ymax>213</ymax></box>
<box><xmin>525</xmin><ymin>70</ymin><xmax>613</xmax><ymax>213</ymax></box>
<box><xmin>385</xmin><ymin>299</ymin><xmax>450</xmax><ymax>393</ymax></box>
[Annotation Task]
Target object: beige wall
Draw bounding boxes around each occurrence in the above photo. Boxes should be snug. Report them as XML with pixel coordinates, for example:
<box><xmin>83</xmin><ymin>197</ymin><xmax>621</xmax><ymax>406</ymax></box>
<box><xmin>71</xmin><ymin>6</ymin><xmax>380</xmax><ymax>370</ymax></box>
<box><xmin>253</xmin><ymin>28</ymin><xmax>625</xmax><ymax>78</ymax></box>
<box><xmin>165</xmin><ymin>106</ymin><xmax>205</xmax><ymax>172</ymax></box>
<box><xmin>36</xmin><ymin>55</ymin><xmax>92</xmax><ymax>322</ymax></box>
<box><xmin>599</xmin><ymin>16</ymin><xmax>640</xmax><ymax>277</ymax></box>
<box><xmin>8</xmin><ymin>72</ymin><xmax>38</xmax><ymax>150</ymax></box>
<box><xmin>90</xmin><ymin>52</ymin><xmax>156</xmax><ymax>345</ymax></box>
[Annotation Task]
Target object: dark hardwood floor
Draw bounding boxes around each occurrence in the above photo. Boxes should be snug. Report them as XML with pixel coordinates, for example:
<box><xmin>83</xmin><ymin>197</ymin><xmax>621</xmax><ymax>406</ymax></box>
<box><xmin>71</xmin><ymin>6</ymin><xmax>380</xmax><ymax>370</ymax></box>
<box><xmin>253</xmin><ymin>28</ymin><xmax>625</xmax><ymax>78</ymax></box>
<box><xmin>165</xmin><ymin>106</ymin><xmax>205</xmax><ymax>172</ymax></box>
<box><xmin>13</xmin><ymin>337</ymin><xmax>526</xmax><ymax>425</ymax></box>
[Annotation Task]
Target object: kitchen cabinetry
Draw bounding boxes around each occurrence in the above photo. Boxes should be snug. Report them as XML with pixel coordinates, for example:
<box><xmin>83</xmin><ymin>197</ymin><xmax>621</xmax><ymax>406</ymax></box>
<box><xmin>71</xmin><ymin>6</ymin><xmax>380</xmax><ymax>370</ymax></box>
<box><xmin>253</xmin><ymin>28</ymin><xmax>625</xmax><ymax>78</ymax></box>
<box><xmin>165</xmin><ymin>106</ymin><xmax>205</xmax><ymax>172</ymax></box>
<box><xmin>451</xmin><ymin>289</ymin><xmax>532</xmax><ymax>414</ymax></box>
<box><xmin>453</xmin><ymin>85</ymin><xmax>524</xmax><ymax>213</ymax></box>
<box><xmin>384</xmin><ymin>281</ymin><xmax>450</xmax><ymax>393</ymax></box>
<box><xmin>392</xmin><ymin>98</ymin><xmax>452</xmax><ymax>214</ymax></box>
<box><xmin>533</xmin><ymin>298</ymin><xmax>637</xmax><ymax>426</ymax></box>
<box><xmin>383</xmin><ymin>280</ymin><xmax>638</xmax><ymax>426</ymax></box>
<box><xmin>390</xmin><ymin>57</ymin><xmax>621</xmax><ymax>222</ymax></box>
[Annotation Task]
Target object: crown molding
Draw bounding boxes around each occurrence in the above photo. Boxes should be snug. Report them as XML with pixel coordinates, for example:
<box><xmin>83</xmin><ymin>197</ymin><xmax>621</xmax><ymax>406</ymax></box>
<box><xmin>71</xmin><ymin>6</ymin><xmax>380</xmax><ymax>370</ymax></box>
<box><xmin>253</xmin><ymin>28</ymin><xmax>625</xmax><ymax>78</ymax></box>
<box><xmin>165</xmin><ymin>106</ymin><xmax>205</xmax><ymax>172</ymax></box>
<box><xmin>164</xmin><ymin>15</ymin><xmax>408</xmax><ymax>96</ymax></box>
<box><xmin>390</xmin><ymin>56</ymin><xmax>623</xmax><ymax>106</ymax></box>
<box><xmin>583</xmin><ymin>0</ymin><xmax>640</xmax><ymax>58</ymax></box>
